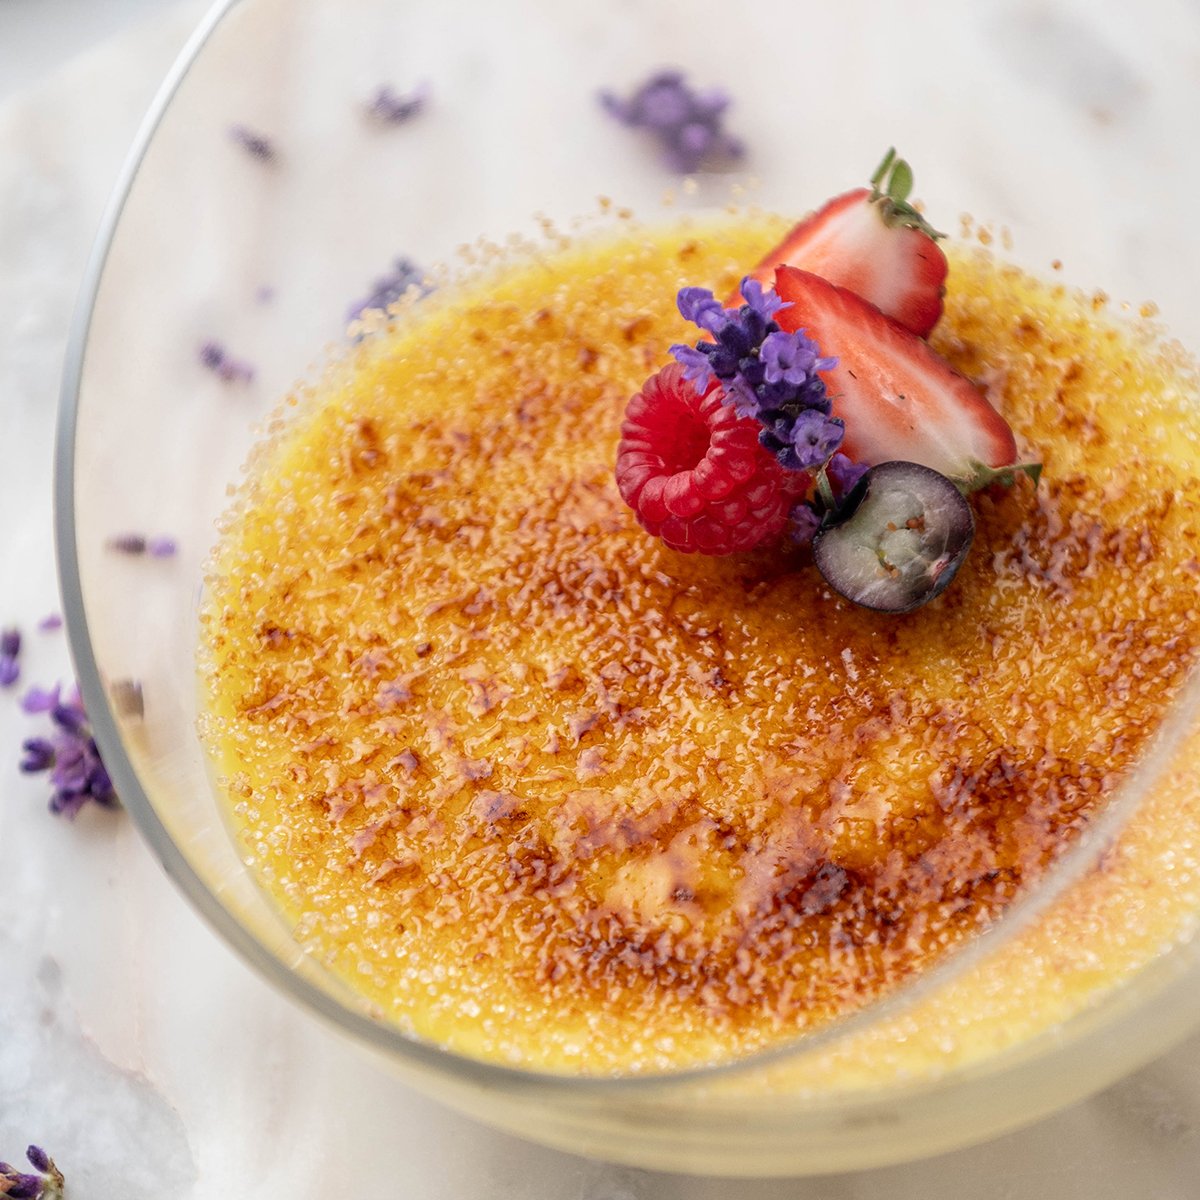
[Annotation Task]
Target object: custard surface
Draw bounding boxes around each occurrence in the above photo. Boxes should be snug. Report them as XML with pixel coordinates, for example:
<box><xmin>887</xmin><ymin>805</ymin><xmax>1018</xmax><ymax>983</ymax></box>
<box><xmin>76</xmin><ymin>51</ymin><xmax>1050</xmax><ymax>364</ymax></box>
<box><xmin>200</xmin><ymin>221</ymin><xmax>1200</xmax><ymax>1072</ymax></box>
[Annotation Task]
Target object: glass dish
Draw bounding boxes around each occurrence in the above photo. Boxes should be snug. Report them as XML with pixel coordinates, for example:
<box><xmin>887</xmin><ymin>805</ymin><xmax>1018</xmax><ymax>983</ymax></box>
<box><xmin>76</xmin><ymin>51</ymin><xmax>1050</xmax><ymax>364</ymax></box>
<box><xmin>57</xmin><ymin>0</ymin><xmax>1200</xmax><ymax>1176</ymax></box>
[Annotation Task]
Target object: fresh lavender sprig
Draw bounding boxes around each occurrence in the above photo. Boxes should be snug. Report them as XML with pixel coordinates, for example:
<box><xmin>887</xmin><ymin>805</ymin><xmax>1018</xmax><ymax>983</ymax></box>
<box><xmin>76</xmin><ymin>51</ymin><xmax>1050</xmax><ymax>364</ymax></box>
<box><xmin>0</xmin><ymin>1146</ymin><xmax>64</xmax><ymax>1199</ymax></box>
<box><xmin>0</xmin><ymin>627</ymin><xmax>20</xmax><ymax>688</ymax></box>
<box><xmin>600</xmin><ymin>68</ymin><xmax>744</xmax><ymax>173</ymax></box>
<box><xmin>228</xmin><ymin>124</ymin><xmax>275</xmax><ymax>162</ymax></box>
<box><xmin>199</xmin><ymin>340</ymin><xmax>255</xmax><ymax>385</ymax></box>
<box><xmin>20</xmin><ymin>682</ymin><xmax>118</xmax><ymax>819</ymax></box>
<box><xmin>671</xmin><ymin>276</ymin><xmax>842</xmax><ymax>473</ymax></box>
<box><xmin>366</xmin><ymin>83</ymin><xmax>428</xmax><ymax>125</ymax></box>
<box><xmin>347</xmin><ymin>257</ymin><xmax>431</xmax><ymax>325</ymax></box>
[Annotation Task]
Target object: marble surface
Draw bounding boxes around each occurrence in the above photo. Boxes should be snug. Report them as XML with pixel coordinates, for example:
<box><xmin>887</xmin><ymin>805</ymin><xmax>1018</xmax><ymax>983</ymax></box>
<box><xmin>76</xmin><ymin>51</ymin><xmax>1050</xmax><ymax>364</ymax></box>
<box><xmin>4</xmin><ymin>3</ymin><xmax>1200</xmax><ymax>1196</ymax></box>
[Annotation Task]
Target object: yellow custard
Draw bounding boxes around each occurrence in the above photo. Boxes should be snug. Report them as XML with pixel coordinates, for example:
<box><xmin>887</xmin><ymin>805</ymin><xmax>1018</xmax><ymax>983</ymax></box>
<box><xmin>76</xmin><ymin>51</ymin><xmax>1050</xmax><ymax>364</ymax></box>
<box><xmin>200</xmin><ymin>219</ymin><xmax>1200</xmax><ymax>1074</ymax></box>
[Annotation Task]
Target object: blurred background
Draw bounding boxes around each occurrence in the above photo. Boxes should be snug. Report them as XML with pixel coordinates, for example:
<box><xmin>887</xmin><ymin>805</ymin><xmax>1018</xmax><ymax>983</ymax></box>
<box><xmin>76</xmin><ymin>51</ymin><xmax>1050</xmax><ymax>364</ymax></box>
<box><xmin>0</xmin><ymin>0</ymin><xmax>179</xmax><ymax>102</ymax></box>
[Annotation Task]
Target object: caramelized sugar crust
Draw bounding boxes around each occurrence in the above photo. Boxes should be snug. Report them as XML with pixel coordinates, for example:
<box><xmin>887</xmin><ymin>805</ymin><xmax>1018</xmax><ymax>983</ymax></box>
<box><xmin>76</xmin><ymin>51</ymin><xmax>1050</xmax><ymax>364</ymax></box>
<box><xmin>201</xmin><ymin>224</ymin><xmax>1200</xmax><ymax>1072</ymax></box>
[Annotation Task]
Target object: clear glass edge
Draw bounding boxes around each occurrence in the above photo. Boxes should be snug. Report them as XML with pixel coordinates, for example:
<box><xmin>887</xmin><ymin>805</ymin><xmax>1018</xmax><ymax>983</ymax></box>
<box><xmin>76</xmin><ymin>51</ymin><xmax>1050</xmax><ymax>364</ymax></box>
<box><xmin>50</xmin><ymin>0</ymin><xmax>1200</xmax><ymax>1105</ymax></box>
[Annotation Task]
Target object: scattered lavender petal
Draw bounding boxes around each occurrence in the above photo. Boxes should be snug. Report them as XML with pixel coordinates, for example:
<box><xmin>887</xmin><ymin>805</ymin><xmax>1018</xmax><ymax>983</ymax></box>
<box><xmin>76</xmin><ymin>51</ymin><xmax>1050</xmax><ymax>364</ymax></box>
<box><xmin>347</xmin><ymin>257</ymin><xmax>432</xmax><ymax>325</ymax></box>
<box><xmin>147</xmin><ymin>536</ymin><xmax>178</xmax><ymax>558</ymax></box>
<box><xmin>599</xmin><ymin>68</ymin><xmax>744</xmax><ymax>173</ymax></box>
<box><xmin>229</xmin><ymin>123</ymin><xmax>275</xmax><ymax>162</ymax></box>
<box><xmin>38</xmin><ymin>613</ymin><xmax>63</xmax><ymax>633</ymax></box>
<box><xmin>255</xmin><ymin>284</ymin><xmax>276</xmax><ymax>304</ymax></box>
<box><xmin>199</xmin><ymin>340</ymin><xmax>255</xmax><ymax>384</ymax></box>
<box><xmin>366</xmin><ymin>82</ymin><xmax>429</xmax><ymax>125</ymax></box>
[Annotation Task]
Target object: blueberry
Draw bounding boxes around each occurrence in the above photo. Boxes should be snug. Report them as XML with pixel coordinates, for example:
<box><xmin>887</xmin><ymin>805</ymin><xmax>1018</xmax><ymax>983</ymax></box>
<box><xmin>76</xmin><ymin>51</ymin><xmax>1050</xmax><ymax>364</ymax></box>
<box><xmin>812</xmin><ymin>461</ymin><xmax>974</xmax><ymax>613</ymax></box>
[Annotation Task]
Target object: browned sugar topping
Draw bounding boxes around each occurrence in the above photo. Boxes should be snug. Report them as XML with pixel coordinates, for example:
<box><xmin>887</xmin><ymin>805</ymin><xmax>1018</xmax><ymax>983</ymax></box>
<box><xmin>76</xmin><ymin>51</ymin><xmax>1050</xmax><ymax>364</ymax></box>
<box><xmin>200</xmin><ymin>222</ymin><xmax>1200</xmax><ymax>1073</ymax></box>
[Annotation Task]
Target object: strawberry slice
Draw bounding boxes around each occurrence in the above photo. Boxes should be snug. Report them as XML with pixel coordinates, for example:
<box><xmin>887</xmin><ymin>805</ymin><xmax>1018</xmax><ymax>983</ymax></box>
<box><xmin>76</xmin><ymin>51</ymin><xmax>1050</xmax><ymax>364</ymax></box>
<box><xmin>773</xmin><ymin>266</ymin><xmax>1024</xmax><ymax>489</ymax></box>
<box><xmin>742</xmin><ymin>149</ymin><xmax>948</xmax><ymax>338</ymax></box>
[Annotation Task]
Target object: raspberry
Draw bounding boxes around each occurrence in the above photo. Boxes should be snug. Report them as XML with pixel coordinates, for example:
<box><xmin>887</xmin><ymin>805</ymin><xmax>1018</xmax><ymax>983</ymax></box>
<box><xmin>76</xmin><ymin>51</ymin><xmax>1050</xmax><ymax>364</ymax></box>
<box><xmin>615</xmin><ymin>363</ymin><xmax>807</xmax><ymax>555</ymax></box>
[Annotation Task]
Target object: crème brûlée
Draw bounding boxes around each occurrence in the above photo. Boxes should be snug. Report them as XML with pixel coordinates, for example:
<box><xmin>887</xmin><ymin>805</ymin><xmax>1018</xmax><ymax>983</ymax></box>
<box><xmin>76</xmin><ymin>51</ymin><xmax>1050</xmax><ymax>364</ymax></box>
<box><xmin>199</xmin><ymin>217</ymin><xmax>1200</xmax><ymax>1074</ymax></box>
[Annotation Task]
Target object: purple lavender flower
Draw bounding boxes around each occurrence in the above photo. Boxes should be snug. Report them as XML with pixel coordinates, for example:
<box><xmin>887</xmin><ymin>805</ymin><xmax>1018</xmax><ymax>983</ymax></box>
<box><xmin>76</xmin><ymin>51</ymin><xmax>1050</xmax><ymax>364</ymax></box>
<box><xmin>366</xmin><ymin>82</ymin><xmax>429</xmax><ymax>125</ymax></box>
<box><xmin>827</xmin><ymin>451</ymin><xmax>870</xmax><ymax>498</ymax></box>
<box><xmin>670</xmin><ymin>342</ymin><xmax>716</xmax><ymax>386</ymax></box>
<box><xmin>761</xmin><ymin>330</ymin><xmax>833</xmax><ymax>388</ymax></box>
<box><xmin>147</xmin><ymin>536</ymin><xmax>178</xmax><ymax>558</ymax></box>
<box><xmin>1</xmin><ymin>627</ymin><xmax>20</xmax><ymax>688</ymax></box>
<box><xmin>676</xmin><ymin>286</ymin><xmax>729</xmax><ymax>333</ymax></box>
<box><xmin>600</xmin><ymin>69</ymin><xmax>744</xmax><ymax>173</ymax></box>
<box><xmin>1</xmin><ymin>1146</ymin><xmax>63</xmax><ymax>1199</ymax></box>
<box><xmin>789</xmin><ymin>503</ymin><xmax>822</xmax><ymax>547</ymax></box>
<box><xmin>199</xmin><ymin>340</ymin><xmax>255</xmax><ymax>385</ymax></box>
<box><xmin>740</xmin><ymin>277</ymin><xmax>789</xmax><ymax>322</ymax></box>
<box><xmin>761</xmin><ymin>409</ymin><xmax>846</xmax><ymax>473</ymax></box>
<box><xmin>38</xmin><ymin>613</ymin><xmax>63</xmax><ymax>633</ymax></box>
<box><xmin>670</xmin><ymin>275</ymin><xmax>841</xmax><ymax>467</ymax></box>
<box><xmin>229</xmin><ymin>124</ymin><xmax>275</xmax><ymax>162</ymax></box>
<box><xmin>20</xmin><ymin>681</ymin><xmax>118</xmax><ymax>819</ymax></box>
<box><xmin>347</xmin><ymin>257</ymin><xmax>431</xmax><ymax>325</ymax></box>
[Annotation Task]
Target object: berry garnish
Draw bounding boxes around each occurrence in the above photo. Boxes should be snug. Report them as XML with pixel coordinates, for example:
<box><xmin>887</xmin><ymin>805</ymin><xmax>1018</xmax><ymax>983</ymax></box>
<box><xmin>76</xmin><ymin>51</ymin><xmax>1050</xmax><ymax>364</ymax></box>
<box><xmin>773</xmin><ymin>266</ymin><xmax>1034</xmax><ymax>491</ymax></box>
<box><xmin>812</xmin><ymin>461</ymin><xmax>974</xmax><ymax>613</ymax></box>
<box><xmin>743</xmin><ymin>148</ymin><xmax>948</xmax><ymax>337</ymax></box>
<box><xmin>616</xmin><ymin>362</ymin><xmax>807</xmax><ymax>554</ymax></box>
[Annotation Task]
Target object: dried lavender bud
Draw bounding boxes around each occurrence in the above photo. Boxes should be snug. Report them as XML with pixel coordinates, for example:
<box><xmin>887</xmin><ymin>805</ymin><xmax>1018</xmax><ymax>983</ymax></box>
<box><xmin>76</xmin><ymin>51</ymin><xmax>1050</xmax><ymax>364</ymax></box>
<box><xmin>229</xmin><ymin>124</ymin><xmax>275</xmax><ymax>162</ymax></box>
<box><xmin>21</xmin><ymin>1150</ymin><xmax>48</xmax><ymax>1176</ymax></box>
<box><xmin>600</xmin><ymin>69</ymin><xmax>744</xmax><ymax>173</ymax></box>
<box><xmin>107</xmin><ymin>534</ymin><xmax>147</xmax><ymax>555</ymax></box>
<box><xmin>199</xmin><ymin>340</ymin><xmax>255</xmax><ymax>385</ymax></box>
<box><xmin>106</xmin><ymin>534</ymin><xmax>178</xmax><ymax>557</ymax></box>
<box><xmin>0</xmin><ymin>626</ymin><xmax>20</xmax><ymax>688</ymax></box>
<box><xmin>1</xmin><ymin>1146</ymin><xmax>63</xmax><ymax>1199</ymax></box>
<box><xmin>347</xmin><ymin>257</ymin><xmax>431</xmax><ymax>325</ymax></box>
<box><xmin>366</xmin><ymin>82</ymin><xmax>428</xmax><ymax>125</ymax></box>
<box><xmin>37</xmin><ymin>614</ymin><xmax>63</xmax><ymax>633</ymax></box>
<box><xmin>20</xmin><ymin>681</ymin><xmax>119</xmax><ymax>818</ymax></box>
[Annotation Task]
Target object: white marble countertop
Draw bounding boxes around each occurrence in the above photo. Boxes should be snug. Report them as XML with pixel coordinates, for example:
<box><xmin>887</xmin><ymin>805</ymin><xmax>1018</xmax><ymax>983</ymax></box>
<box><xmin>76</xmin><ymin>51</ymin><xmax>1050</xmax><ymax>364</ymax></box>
<box><xmin>4</xmin><ymin>4</ymin><xmax>1200</xmax><ymax>1196</ymax></box>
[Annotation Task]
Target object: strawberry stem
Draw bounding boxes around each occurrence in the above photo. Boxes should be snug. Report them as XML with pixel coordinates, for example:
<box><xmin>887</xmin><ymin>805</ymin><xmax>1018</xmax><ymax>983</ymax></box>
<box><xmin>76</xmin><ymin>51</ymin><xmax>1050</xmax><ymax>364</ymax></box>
<box><xmin>869</xmin><ymin>147</ymin><xmax>897</xmax><ymax>191</ymax></box>
<box><xmin>867</xmin><ymin>147</ymin><xmax>946</xmax><ymax>241</ymax></box>
<box><xmin>956</xmin><ymin>459</ymin><xmax>1043</xmax><ymax>494</ymax></box>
